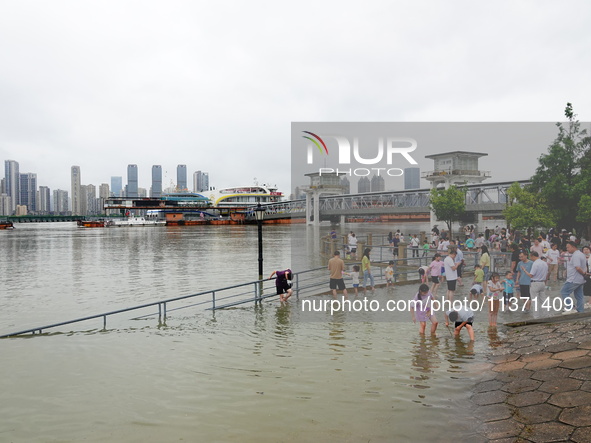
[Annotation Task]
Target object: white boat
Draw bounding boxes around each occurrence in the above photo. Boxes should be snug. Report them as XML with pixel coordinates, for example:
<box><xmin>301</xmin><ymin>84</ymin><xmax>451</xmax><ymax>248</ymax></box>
<box><xmin>107</xmin><ymin>215</ymin><xmax>166</xmax><ymax>227</ymax></box>
<box><xmin>207</xmin><ymin>185</ymin><xmax>283</xmax><ymax>207</ymax></box>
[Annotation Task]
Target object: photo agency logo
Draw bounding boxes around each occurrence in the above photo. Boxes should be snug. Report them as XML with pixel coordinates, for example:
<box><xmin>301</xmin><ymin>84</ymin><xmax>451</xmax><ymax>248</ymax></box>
<box><xmin>301</xmin><ymin>130</ymin><xmax>419</xmax><ymax>177</ymax></box>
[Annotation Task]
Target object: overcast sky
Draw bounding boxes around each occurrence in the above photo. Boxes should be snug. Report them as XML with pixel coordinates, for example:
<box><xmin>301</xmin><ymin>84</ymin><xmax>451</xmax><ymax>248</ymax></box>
<box><xmin>1</xmin><ymin>1</ymin><xmax>590</xmax><ymax>196</ymax></box>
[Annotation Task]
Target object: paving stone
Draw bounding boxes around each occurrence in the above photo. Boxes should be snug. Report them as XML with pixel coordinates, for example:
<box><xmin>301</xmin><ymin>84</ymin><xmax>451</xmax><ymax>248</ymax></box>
<box><xmin>472</xmin><ymin>390</ymin><xmax>508</xmax><ymax>406</ymax></box>
<box><xmin>495</xmin><ymin>369</ymin><xmax>534</xmax><ymax>383</ymax></box>
<box><xmin>559</xmin><ymin>404</ymin><xmax>591</xmax><ymax>427</ymax></box>
<box><xmin>524</xmin><ymin>358</ymin><xmax>561</xmax><ymax>371</ymax></box>
<box><xmin>548</xmin><ymin>390</ymin><xmax>591</xmax><ymax>408</ymax></box>
<box><xmin>559</xmin><ymin>356</ymin><xmax>591</xmax><ymax>370</ymax></box>
<box><xmin>515</xmin><ymin>345</ymin><xmax>546</xmax><ymax>355</ymax></box>
<box><xmin>570</xmin><ymin>367</ymin><xmax>591</xmax><ymax>380</ymax></box>
<box><xmin>480</xmin><ymin>419</ymin><xmax>524</xmax><ymax>440</ymax></box>
<box><xmin>531</xmin><ymin>367</ymin><xmax>573</xmax><ymax>382</ymax></box>
<box><xmin>474</xmin><ymin>379</ymin><xmax>505</xmax><ymax>393</ymax></box>
<box><xmin>502</xmin><ymin>378</ymin><xmax>542</xmax><ymax>394</ymax></box>
<box><xmin>571</xmin><ymin>426</ymin><xmax>591</xmax><ymax>443</ymax></box>
<box><xmin>538</xmin><ymin>378</ymin><xmax>582</xmax><ymax>394</ymax></box>
<box><xmin>514</xmin><ymin>339</ymin><xmax>540</xmax><ymax>348</ymax></box>
<box><xmin>478</xmin><ymin>403</ymin><xmax>514</xmax><ymax>422</ymax></box>
<box><xmin>490</xmin><ymin>353</ymin><xmax>521</xmax><ymax>364</ymax></box>
<box><xmin>581</xmin><ymin>381</ymin><xmax>591</xmax><ymax>392</ymax></box>
<box><xmin>521</xmin><ymin>421</ymin><xmax>574</xmax><ymax>442</ymax></box>
<box><xmin>577</xmin><ymin>340</ymin><xmax>591</xmax><ymax>350</ymax></box>
<box><xmin>521</xmin><ymin>352</ymin><xmax>553</xmax><ymax>363</ymax></box>
<box><xmin>544</xmin><ymin>341</ymin><xmax>580</xmax><ymax>353</ymax></box>
<box><xmin>550</xmin><ymin>349</ymin><xmax>589</xmax><ymax>361</ymax></box>
<box><xmin>492</xmin><ymin>360</ymin><xmax>527</xmax><ymax>372</ymax></box>
<box><xmin>507</xmin><ymin>391</ymin><xmax>551</xmax><ymax>407</ymax></box>
<box><xmin>513</xmin><ymin>403</ymin><xmax>561</xmax><ymax>424</ymax></box>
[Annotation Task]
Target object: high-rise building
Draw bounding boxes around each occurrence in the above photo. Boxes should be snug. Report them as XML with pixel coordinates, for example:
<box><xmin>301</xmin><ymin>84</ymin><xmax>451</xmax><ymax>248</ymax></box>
<box><xmin>340</xmin><ymin>176</ymin><xmax>350</xmax><ymax>194</ymax></box>
<box><xmin>0</xmin><ymin>194</ymin><xmax>11</xmax><ymax>216</ymax></box>
<box><xmin>127</xmin><ymin>165</ymin><xmax>138</xmax><ymax>197</ymax></box>
<box><xmin>86</xmin><ymin>184</ymin><xmax>98</xmax><ymax>215</ymax></box>
<box><xmin>4</xmin><ymin>160</ymin><xmax>20</xmax><ymax>213</ymax></box>
<box><xmin>80</xmin><ymin>185</ymin><xmax>88</xmax><ymax>216</ymax></box>
<box><xmin>177</xmin><ymin>165</ymin><xmax>187</xmax><ymax>191</ymax></box>
<box><xmin>38</xmin><ymin>186</ymin><xmax>51</xmax><ymax>214</ymax></box>
<box><xmin>19</xmin><ymin>173</ymin><xmax>37</xmax><ymax>212</ymax></box>
<box><xmin>404</xmin><ymin>167</ymin><xmax>420</xmax><ymax>190</ymax></box>
<box><xmin>71</xmin><ymin>166</ymin><xmax>82</xmax><ymax>215</ymax></box>
<box><xmin>138</xmin><ymin>187</ymin><xmax>147</xmax><ymax>197</ymax></box>
<box><xmin>151</xmin><ymin>165</ymin><xmax>162</xmax><ymax>197</ymax></box>
<box><xmin>52</xmin><ymin>189</ymin><xmax>69</xmax><ymax>214</ymax></box>
<box><xmin>370</xmin><ymin>174</ymin><xmax>385</xmax><ymax>192</ymax></box>
<box><xmin>193</xmin><ymin>170</ymin><xmax>209</xmax><ymax>193</ymax></box>
<box><xmin>0</xmin><ymin>177</ymin><xmax>5</xmax><ymax>194</ymax></box>
<box><xmin>358</xmin><ymin>176</ymin><xmax>370</xmax><ymax>193</ymax></box>
<box><xmin>111</xmin><ymin>176</ymin><xmax>122</xmax><ymax>197</ymax></box>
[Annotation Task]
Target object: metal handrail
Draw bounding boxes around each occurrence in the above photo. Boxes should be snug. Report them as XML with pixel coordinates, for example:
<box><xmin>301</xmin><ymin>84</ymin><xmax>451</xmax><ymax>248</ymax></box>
<box><xmin>1</xmin><ymin>250</ymin><xmax>506</xmax><ymax>338</ymax></box>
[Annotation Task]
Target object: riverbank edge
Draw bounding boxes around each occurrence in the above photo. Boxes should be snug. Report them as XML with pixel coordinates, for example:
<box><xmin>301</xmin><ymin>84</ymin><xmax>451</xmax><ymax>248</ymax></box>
<box><xmin>472</xmin><ymin>312</ymin><xmax>591</xmax><ymax>442</ymax></box>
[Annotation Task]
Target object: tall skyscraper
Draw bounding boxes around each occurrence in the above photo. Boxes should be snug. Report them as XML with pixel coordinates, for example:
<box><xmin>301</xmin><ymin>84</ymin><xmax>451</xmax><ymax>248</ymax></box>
<box><xmin>370</xmin><ymin>174</ymin><xmax>385</xmax><ymax>192</ymax></box>
<box><xmin>52</xmin><ymin>189</ymin><xmax>69</xmax><ymax>214</ymax></box>
<box><xmin>151</xmin><ymin>165</ymin><xmax>162</xmax><ymax>197</ymax></box>
<box><xmin>358</xmin><ymin>176</ymin><xmax>370</xmax><ymax>193</ymax></box>
<box><xmin>80</xmin><ymin>185</ymin><xmax>88</xmax><ymax>216</ymax></box>
<box><xmin>4</xmin><ymin>160</ymin><xmax>20</xmax><ymax>213</ymax></box>
<box><xmin>111</xmin><ymin>176</ymin><xmax>122</xmax><ymax>197</ymax></box>
<box><xmin>38</xmin><ymin>186</ymin><xmax>51</xmax><ymax>214</ymax></box>
<box><xmin>177</xmin><ymin>165</ymin><xmax>187</xmax><ymax>191</ymax></box>
<box><xmin>193</xmin><ymin>170</ymin><xmax>209</xmax><ymax>193</ymax></box>
<box><xmin>404</xmin><ymin>167</ymin><xmax>420</xmax><ymax>190</ymax></box>
<box><xmin>0</xmin><ymin>194</ymin><xmax>11</xmax><ymax>216</ymax></box>
<box><xmin>19</xmin><ymin>173</ymin><xmax>37</xmax><ymax>212</ymax></box>
<box><xmin>127</xmin><ymin>164</ymin><xmax>138</xmax><ymax>197</ymax></box>
<box><xmin>71</xmin><ymin>166</ymin><xmax>82</xmax><ymax>215</ymax></box>
<box><xmin>86</xmin><ymin>184</ymin><xmax>97</xmax><ymax>215</ymax></box>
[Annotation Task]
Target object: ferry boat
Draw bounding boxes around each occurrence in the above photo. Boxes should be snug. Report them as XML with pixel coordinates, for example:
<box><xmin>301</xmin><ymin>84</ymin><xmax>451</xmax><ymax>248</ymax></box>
<box><xmin>77</xmin><ymin>220</ymin><xmax>105</xmax><ymax>228</ymax></box>
<box><xmin>207</xmin><ymin>185</ymin><xmax>283</xmax><ymax>207</ymax></box>
<box><xmin>107</xmin><ymin>213</ymin><xmax>166</xmax><ymax>227</ymax></box>
<box><xmin>0</xmin><ymin>221</ymin><xmax>14</xmax><ymax>230</ymax></box>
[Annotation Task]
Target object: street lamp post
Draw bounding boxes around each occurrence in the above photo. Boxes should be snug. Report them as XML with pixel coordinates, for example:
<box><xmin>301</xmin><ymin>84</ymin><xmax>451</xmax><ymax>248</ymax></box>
<box><xmin>254</xmin><ymin>203</ymin><xmax>265</xmax><ymax>283</ymax></box>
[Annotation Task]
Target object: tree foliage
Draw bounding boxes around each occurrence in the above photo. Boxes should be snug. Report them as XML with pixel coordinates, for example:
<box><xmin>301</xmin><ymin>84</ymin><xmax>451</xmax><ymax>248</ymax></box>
<box><xmin>429</xmin><ymin>185</ymin><xmax>466</xmax><ymax>236</ymax></box>
<box><xmin>530</xmin><ymin>103</ymin><xmax>591</xmax><ymax>232</ymax></box>
<box><xmin>503</xmin><ymin>182</ymin><xmax>556</xmax><ymax>231</ymax></box>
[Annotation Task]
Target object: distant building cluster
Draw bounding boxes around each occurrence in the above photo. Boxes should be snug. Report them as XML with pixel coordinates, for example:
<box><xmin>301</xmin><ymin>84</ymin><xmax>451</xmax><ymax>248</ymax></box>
<box><xmin>1</xmin><ymin>159</ymin><xmax>210</xmax><ymax>216</ymax></box>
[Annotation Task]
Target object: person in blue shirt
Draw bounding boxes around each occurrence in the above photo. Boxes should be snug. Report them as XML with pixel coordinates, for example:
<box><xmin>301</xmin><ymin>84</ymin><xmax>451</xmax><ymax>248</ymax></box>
<box><xmin>516</xmin><ymin>251</ymin><xmax>533</xmax><ymax>310</ymax></box>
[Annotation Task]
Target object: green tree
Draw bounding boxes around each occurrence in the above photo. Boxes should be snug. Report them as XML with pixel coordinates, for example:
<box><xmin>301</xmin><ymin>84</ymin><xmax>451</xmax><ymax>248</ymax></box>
<box><xmin>503</xmin><ymin>182</ymin><xmax>556</xmax><ymax>231</ymax></box>
<box><xmin>530</xmin><ymin>103</ymin><xmax>591</xmax><ymax>232</ymax></box>
<box><xmin>429</xmin><ymin>185</ymin><xmax>466</xmax><ymax>237</ymax></box>
<box><xmin>576</xmin><ymin>194</ymin><xmax>591</xmax><ymax>239</ymax></box>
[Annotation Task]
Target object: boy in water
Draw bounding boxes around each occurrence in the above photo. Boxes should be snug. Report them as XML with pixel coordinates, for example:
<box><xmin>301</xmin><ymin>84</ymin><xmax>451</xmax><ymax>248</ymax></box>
<box><xmin>469</xmin><ymin>283</ymin><xmax>483</xmax><ymax>301</ymax></box>
<box><xmin>501</xmin><ymin>271</ymin><xmax>515</xmax><ymax>306</ymax></box>
<box><xmin>445</xmin><ymin>308</ymin><xmax>475</xmax><ymax>341</ymax></box>
<box><xmin>344</xmin><ymin>265</ymin><xmax>361</xmax><ymax>296</ymax></box>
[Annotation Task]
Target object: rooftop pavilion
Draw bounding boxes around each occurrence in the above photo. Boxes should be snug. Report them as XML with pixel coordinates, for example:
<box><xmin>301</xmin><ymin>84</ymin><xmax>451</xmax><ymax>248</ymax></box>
<box><xmin>423</xmin><ymin>151</ymin><xmax>491</xmax><ymax>188</ymax></box>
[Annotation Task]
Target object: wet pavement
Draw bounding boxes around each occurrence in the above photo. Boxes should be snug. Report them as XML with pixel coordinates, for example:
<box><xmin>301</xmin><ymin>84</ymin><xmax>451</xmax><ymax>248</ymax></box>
<box><xmin>473</xmin><ymin>312</ymin><xmax>591</xmax><ymax>442</ymax></box>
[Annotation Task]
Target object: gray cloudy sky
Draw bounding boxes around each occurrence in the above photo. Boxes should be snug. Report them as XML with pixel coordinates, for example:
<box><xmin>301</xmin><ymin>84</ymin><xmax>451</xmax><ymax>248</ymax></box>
<box><xmin>1</xmin><ymin>1</ymin><xmax>590</xmax><ymax>195</ymax></box>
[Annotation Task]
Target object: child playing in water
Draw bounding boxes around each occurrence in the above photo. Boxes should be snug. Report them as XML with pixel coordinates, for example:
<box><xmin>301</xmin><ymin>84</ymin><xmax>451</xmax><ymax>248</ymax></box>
<box><xmin>428</xmin><ymin>254</ymin><xmax>442</xmax><ymax>297</ymax></box>
<box><xmin>410</xmin><ymin>284</ymin><xmax>438</xmax><ymax>335</ymax></box>
<box><xmin>486</xmin><ymin>272</ymin><xmax>503</xmax><ymax>327</ymax></box>
<box><xmin>445</xmin><ymin>308</ymin><xmax>475</xmax><ymax>340</ymax></box>
<box><xmin>385</xmin><ymin>260</ymin><xmax>395</xmax><ymax>289</ymax></box>
<box><xmin>418</xmin><ymin>265</ymin><xmax>429</xmax><ymax>284</ymax></box>
<box><xmin>345</xmin><ymin>265</ymin><xmax>361</xmax><ymax>296</ymax></box>
<box><xmin>469</xmin><ymin>283</ymin><xmax>483</xmax><ymax>301</ymax></box>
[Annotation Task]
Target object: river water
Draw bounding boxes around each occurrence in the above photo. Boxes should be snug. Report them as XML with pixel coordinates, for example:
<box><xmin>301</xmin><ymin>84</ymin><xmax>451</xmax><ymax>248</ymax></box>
<box><xmin>1</xmin><ymin>222</ymin><xmax>496</xmax><ymax>442</ymax></box>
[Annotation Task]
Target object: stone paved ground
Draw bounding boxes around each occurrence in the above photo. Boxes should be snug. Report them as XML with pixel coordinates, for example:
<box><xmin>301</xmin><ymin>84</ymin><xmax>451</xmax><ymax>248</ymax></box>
<box><xmin>473</xmin><ymin>316</ymin><xmax>591</xmax><ymax>442</ymax></box>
